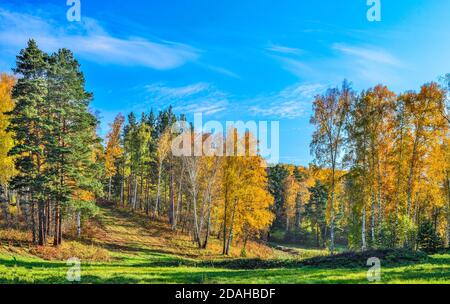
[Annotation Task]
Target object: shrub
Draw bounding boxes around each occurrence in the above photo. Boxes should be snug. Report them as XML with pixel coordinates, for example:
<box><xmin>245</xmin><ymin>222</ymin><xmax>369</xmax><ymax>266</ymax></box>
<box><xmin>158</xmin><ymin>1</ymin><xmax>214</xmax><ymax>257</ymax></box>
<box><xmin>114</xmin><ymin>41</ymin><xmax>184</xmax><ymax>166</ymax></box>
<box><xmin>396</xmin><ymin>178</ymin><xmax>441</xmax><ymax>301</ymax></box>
<box><xmin>417</xmin><ymin>221</ymin><xmax>443</xmax><ymax>253</ymax></box>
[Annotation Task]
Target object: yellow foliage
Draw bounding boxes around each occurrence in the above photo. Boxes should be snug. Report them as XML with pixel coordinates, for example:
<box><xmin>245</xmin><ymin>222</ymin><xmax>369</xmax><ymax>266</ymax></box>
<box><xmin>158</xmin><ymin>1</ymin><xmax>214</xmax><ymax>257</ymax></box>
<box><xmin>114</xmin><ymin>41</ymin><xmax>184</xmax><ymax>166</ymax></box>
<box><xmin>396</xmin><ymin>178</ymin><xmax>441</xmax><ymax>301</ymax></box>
<box><xmin>0</xmin><ymin>74</ymin><xmax>16</xmax><ymax>185</ymax></box>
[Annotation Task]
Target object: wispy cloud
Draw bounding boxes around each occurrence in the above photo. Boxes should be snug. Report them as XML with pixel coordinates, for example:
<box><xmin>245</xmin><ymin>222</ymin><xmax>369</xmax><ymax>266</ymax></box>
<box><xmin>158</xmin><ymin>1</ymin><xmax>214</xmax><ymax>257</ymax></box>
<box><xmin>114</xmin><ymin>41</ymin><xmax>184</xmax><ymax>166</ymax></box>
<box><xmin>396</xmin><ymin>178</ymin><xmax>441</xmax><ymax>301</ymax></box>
<box><xmin>268</xmin><ymin>42</ymin><xmax>406</xmax><ymax>88</ymax></box>
<box><xmin>247</xmin><ymin>83</ymin><xmax>327</xmax><ymax>119</ymax></box>
<box><xmin>275</xmin><ymin>56</ymin><xmax>315</xmax><ymax>79</ymax></box>
<box><xmin>332</xmin><ymin>43</ymin><xmax>406</xmax><ymax>85</ymax></box>
<box><xmin>267</xmin><ymin>44</ymin><xmax>304</xmax><ymax>56</ymax></box>
<box><xmin>142</xmin><ymin>83</ymin><xmax>229</xmax><ymax>116</ymax></box>
<box><xmin>201</xmin><ymin>64</ymin><xmax>241</xmax><ymax>79</ymax></box>
<box><xmin>0</xmin><ymin>8</ymin><xmax>199</xmax><ymax>69</ymax></box>
<box><xmin>332</xmin><ymin>43</ymin><xmax>403</xmax><ymax>67</ymax></box>
<box><xmin>145</xmin><ymin>83</ymin><xmax>210</xmax><ymax>99</ymax></box>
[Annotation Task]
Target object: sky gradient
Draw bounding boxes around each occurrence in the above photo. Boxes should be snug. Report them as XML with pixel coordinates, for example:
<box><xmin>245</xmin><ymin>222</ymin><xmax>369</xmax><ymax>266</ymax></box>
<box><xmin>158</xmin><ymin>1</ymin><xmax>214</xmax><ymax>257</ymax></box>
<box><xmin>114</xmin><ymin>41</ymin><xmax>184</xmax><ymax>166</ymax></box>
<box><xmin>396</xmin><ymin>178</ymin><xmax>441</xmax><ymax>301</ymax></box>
<box><xmin>0</xmin><ymin>0</ymin><xmax>449</xmax><ymax>165</ymax></box>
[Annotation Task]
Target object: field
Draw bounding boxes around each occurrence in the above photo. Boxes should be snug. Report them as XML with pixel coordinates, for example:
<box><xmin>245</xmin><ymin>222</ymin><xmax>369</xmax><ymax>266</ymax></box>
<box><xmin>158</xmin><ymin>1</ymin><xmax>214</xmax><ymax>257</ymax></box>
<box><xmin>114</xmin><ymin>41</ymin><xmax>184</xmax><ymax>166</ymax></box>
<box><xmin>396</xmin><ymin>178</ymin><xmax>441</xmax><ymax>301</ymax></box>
<box><xmin>0</xmin><ymin>205</ymin><xmax>449</xmax><ymax>284</ymax></box>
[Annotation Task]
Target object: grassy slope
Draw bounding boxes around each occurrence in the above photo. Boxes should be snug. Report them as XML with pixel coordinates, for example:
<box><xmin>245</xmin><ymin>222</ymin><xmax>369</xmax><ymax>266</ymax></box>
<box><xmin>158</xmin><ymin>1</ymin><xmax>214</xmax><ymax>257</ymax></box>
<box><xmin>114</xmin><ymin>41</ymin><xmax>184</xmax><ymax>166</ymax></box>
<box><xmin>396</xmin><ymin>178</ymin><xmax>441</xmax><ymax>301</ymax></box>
<box><xmin>0</xmin><ymin>206</ymin><xmax>449</xmax><ymax>284</ymax></box>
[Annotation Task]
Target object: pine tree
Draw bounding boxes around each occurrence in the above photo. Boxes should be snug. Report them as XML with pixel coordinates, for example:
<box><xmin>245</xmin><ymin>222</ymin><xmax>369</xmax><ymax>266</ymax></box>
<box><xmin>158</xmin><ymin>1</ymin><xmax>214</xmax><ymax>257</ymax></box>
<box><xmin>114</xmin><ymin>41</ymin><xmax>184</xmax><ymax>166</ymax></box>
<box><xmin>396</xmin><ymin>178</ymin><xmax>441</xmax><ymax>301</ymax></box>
<box><xmin>8</xmin><ymin>40</ymin><xmax>50</xmax><ymax>245</ymax></box>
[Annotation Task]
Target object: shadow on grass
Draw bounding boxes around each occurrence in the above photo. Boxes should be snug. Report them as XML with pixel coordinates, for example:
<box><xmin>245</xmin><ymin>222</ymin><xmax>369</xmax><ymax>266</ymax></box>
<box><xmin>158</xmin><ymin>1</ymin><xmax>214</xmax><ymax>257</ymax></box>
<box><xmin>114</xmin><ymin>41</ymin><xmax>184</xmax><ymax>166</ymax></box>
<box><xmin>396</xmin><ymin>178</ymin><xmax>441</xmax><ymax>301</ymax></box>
<box><xmin>0</xmin><ymin>269</ymin><xmax>364</xmax><ymax>284</ymax></box>
<box><xmin>0</xmin><ymin>256</ymin><xmax>66</xmax><ymax>269</ymax></box>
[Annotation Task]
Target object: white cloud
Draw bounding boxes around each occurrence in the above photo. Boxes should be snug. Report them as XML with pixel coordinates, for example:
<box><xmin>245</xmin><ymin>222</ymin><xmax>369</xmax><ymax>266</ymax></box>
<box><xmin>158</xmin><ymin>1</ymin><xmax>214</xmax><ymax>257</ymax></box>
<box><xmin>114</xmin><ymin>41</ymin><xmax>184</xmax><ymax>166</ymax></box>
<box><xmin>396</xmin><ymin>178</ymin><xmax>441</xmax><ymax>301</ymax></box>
<box><xmin>0</xmin><ymin>8</ymin><xmax>199</xmax><ymax>69</ymax></box>
<box><xmin>247</xmin><ymin>83</ymin><xmax>327</xmax><ymax>119</ymax></box>
<box><xmin>333</xmin><ymin>43</ymin><xmax>402</xmax><ymax>67</ymax></box>
<box><xmin>142</xmin><ymin>83</ymin><xmax>229</xmax><ymax>116</ymax></box>
<box><xmin>201</xmin><ymin>64</ymin><xmax>241</xmax><ymax>79</ymax></box>
<box><xmin>276</xmin><ymin>56</ymin><xmax>314</xmax><ymax>79</ymax></box>
<box><xmin>267</xmin><ymin>44</ymin><xmax>304</xmax><ymax>56</ymax></box>
<box><xmin>146</xmin><ymin>83</ymin><xmax>210</xmax><ymax>99</ymax></box>
<box><xmin>331</xmin><ymin>43</ymin><xmax>406</xmax><ymax>86</ymax></box>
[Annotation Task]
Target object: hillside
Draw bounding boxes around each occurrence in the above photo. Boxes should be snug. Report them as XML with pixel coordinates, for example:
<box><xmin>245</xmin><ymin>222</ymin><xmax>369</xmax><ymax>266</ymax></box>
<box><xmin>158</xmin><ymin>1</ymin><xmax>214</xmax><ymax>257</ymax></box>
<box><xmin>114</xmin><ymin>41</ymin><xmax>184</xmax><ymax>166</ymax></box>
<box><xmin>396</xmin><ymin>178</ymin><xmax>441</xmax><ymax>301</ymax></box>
<box><xmin>0</xmin><ymin>204</ymin><xmax>449</xmax><ymax>284</ymax></box>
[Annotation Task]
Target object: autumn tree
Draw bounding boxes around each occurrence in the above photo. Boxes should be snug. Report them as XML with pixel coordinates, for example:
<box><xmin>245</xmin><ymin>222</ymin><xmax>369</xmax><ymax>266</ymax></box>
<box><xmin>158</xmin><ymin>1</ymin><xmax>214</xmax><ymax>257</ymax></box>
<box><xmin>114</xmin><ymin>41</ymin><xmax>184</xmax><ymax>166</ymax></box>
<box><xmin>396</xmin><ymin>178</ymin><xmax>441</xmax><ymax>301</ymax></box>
<box><xmin>105</xmin><ymin>114</ymin><xmax>124</xmax><ymax>201</ymax></box>
<box><xmin>310</xmin><ymin>80</ymin><xmax>353</xmax><ymax>253</ymax></box>
<box><xmin>0</xmin><ymin>74</ymin><xmax>15</xmax><ymax>225</ymax></box>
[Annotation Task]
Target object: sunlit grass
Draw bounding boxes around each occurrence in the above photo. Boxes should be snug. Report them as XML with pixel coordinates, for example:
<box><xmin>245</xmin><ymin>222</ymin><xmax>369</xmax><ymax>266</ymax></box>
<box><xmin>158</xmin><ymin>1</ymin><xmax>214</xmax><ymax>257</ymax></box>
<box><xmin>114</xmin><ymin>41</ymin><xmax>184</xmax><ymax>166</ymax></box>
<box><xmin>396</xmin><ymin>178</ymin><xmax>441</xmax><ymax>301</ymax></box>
<box><xmin>0</xmin><ymin>205</ymin><xmax>449</xmax><ymax>284</ymax></box>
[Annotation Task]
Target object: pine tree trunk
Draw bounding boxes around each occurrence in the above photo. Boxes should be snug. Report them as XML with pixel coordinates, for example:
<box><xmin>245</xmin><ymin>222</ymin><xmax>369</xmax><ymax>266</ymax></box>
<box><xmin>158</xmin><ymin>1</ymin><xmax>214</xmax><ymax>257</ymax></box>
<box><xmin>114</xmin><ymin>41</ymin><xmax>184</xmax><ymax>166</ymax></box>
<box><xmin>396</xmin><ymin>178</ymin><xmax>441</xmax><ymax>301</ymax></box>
<box><xmin>132</xmin><ymin>176</ymin><xmax>138</xmax><ymax>211</ymax></box>
<box><xmin>58</xmin><ymin>208</ymin><xmax>62</xmax><ymax>245</ymax></box>
<box><xmin>21</xmin><ymin>198</ymin><xmax>29</xmax><ymax>226</ymax></box>
<box><xmin>53</xmin><ymin>203</ymin><xmax>60</xmax><ymax>246</ymax></box>
<box><xmin>316</xmin><ymin>224</ymin><xmax>320</xmax><ymax>248</ymax></box>
<box><xmin>120</xmin><ymin>170</ymin><xmax>124</xmax><ymax>206</ymax></box>
<box><xmin>46</xmin><ymin>200</ymin><xmax>51</xmax><ymax>237</ymax></box>
<box><xmin>285</xmin><ymin>214</ymin><xmax>289</xmax><ymax>233</ymax></box>
<box><xmin>38</xmin><ymin>200</ymin><xmax>45</xmax><ymax>246</ymax></box>
<box><xmin>31</xmin><ymin>199</ymin><xmax>37</xmax><ymax>244</ymax></box>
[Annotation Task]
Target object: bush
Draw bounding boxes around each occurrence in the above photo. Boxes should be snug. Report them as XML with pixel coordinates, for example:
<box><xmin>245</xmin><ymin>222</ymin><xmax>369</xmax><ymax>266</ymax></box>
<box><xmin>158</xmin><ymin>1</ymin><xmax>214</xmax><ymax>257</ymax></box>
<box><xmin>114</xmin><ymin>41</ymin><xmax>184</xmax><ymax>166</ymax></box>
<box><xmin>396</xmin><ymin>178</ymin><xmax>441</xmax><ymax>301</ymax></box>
<box><xmin>199</xmin><ymin>248</ymin><xmax>427</xmax><ymax>269</ymax></box>
<box><xmin>417</xmin><ymin>221</ymin><xmax>443</xmax><ymax>253</ymax></box>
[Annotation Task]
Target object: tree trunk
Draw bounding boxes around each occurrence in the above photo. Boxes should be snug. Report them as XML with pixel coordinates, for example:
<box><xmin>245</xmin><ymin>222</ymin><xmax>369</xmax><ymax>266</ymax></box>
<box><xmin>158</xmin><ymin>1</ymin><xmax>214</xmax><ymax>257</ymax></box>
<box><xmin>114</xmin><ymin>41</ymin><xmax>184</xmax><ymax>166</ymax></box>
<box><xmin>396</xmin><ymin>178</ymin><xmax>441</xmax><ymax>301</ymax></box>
<box><xmin>447</xmin><ymin>174</ymin><xmax>450</xmax><ymax>247</ymax></box>
<box><xmin>120</xmin><ymin>173</ymin><xmax>124</xmax><ymax>206</ymax></box>
<box><xmin>0</xmin><ymin>186</ymin><xmax>9</xmax><ymax>226</ymax></box>
<box><xmin>222</xmin><ymin>187</ymin><xmax>228</xmax><ymax>255</ymax></box>
<box><xmin>328</xmin><ymin>151</ymin><xmax>337</xmax><ymax>254</ymax></box>
<box><xmin>169</xmin><ymin>162</ymin><xmax>175</xmax><ymax>227</ymax></box>
<box><xmin>38</xmin><ymin>200</ymin><xmax>45</xmax><ymax>246</ymax></box>
<box><xmin>225</xmin><ymin>203</ymin><xmax>237</xmax><ymax>255</ymax></box>
<box><xmin>202</xmin><ymin>207</ymin><xmax>212</xmax><ymax>249</ymax></box>
<box><xmin>191</xmin><ymin>184</ymin><xmax>202</xmax><ymax>248</ymax></box>
<box><xmin>132</xmin><ymin>175</ymin><xmax>138</xmax><ymax>211</ymax></box>
<box><xmin>76</xmin><ymin>211</ymin><xmax>81</xmax><ymax>238</ymax></box>
<box><xmin>31</xmin><ymin>198</ymin><xmax>37</xmax><ymax>244</ymax></box>
<box><xmin>407</xmin><ymin>134</ymin><xmax>419</xmax><ymax>219</ymax></box>
<box><xmin>362</xmin><ymin>205</ymin><xmax>367</xmax><ymax>251</ymax></box>
<box><xmin>53</xmin><ymin>202</ymin><xmax>60</xmax><ymax>246</ymax></box>
<box><xmin>58</xmin><ymin>208</ymin><xmax>62</xmax><ymax>245</ymax></box>
<box><xmin>316</xmin><ymin>224</ymin><xmax>320</xmax><ymax>248</ymax></box>
<box><xmin>371</xmin><ymin>196</ymin><xmax>375</xmax><ymax>247</ymax></box>
<box><xmin>294</xmin><ymin>194</ymin><xmax>302</xmax><ymax>230</ymax></box>
<box><xmin>46</xmin><ymin>200</ymin><xmax>51</xmax><ymax>237</ymax></box>
<box><xmin>108</xmin><ymin>176</ymin><xmax>112</xmax><ymax>201</ymax></box>
<box><xmin>154</xmin><ymin>161</ymin><xmax>163</xmax><ymax>216</ymax></box>
<box><xmin>174</xmin><ymin>174</ymin><xmax>183</xmax><ymax>229</ymax></box>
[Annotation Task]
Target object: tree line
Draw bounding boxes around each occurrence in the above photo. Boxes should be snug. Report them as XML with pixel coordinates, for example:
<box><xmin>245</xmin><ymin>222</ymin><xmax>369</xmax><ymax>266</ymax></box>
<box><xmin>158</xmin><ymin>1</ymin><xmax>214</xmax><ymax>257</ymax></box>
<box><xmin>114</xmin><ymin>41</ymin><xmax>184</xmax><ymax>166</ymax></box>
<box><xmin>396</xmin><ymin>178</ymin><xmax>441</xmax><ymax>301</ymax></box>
<box><xmin>270</xmin><ymin>79</ymin><xmax>449</xmax><ymax>253</ymax></box>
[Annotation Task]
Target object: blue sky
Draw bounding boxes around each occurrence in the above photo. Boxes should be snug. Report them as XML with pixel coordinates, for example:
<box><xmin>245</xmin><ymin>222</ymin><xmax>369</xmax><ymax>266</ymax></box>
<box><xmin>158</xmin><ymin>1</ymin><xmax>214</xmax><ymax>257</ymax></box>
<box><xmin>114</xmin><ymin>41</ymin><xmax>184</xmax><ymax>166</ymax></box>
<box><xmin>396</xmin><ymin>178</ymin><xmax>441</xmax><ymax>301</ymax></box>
<box><xmin>0</xmin><ymin>0</ymin><xmax>449</xmax><ymax>165</ymax></box>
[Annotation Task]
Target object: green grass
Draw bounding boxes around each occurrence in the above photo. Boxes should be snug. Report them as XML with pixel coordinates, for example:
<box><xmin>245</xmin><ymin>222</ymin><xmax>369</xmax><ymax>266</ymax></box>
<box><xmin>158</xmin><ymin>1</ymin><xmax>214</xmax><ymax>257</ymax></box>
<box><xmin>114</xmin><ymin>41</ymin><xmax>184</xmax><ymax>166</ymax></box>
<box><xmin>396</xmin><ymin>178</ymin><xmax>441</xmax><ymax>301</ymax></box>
<box><xmin>0</xmin><ymin>205</ymin><xmax>449</xmax><ymax>284</ymax></box>
<box><xmin>1</xmin><ymin>250</ymin><xmax>449</xmax><ymax>284</ymax></box>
